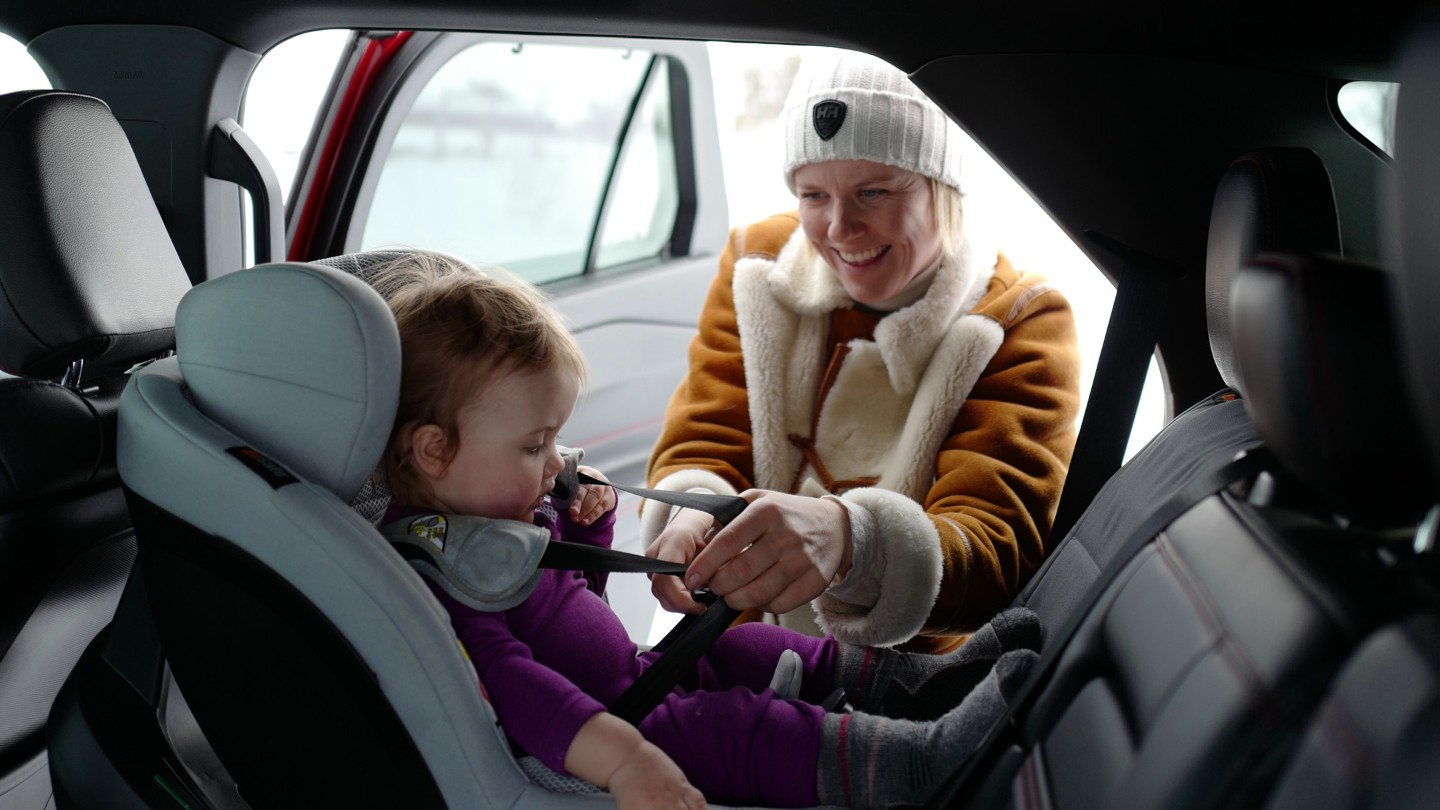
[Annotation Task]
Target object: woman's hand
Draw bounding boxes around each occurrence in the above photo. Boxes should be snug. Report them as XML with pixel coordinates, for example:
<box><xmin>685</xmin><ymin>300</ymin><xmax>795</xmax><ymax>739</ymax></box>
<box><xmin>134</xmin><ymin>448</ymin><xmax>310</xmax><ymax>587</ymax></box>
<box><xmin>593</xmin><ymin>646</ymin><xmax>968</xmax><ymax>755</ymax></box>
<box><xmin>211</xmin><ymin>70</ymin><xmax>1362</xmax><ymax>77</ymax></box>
<box><xmin>683</xmin><ymin>490</ymin><xmax>853</xmax><ymax>615</ymax></box>
<box><xmin>645</xmin><ymin>507</ymin><xmax>717</xmax><ymax>615</ymax></box>
<box><xmin>607</xmin><ymin>740</ymin><xmax>709</xmax><ymax>810</ymax></box>
<box><xmin>569</xmin><ymin>465</ymin><xmax>617</xmax><ymax>526</ymax></box>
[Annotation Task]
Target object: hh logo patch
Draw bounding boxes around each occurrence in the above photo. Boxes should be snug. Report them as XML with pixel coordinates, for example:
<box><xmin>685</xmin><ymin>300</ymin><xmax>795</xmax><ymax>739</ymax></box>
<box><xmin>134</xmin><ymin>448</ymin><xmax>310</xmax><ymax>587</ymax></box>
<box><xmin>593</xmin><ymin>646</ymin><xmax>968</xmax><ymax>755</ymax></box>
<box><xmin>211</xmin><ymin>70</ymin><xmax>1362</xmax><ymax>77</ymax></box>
<box><xmin>226</xmin><ymin>446</ymin><xmax>299</xmax><ymax>489</ymax></box>
<box><xmin>813</xmin><ymin>100</ymin><xmax>847</xmax><ymax>141</ymax></box>
<box><xmin>409</xmin><ymin>514</ymin><xmax>448</xmax><ymax>552</ymax></box>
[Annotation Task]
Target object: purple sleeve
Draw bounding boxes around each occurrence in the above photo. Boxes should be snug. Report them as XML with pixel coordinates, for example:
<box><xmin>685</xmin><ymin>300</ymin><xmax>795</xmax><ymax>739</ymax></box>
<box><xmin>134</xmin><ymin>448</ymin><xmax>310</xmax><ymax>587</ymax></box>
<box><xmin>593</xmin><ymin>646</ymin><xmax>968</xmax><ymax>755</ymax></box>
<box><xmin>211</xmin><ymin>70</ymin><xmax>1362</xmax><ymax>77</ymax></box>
<box><xmin>554</xmin><ymin>495</ymin><xmax>617</xmax><ymax>596</ymax></box>
<box><xmin>426</xmin><ymin>581</ymin><xmax>606</xmax><ymax>773</ymax></box>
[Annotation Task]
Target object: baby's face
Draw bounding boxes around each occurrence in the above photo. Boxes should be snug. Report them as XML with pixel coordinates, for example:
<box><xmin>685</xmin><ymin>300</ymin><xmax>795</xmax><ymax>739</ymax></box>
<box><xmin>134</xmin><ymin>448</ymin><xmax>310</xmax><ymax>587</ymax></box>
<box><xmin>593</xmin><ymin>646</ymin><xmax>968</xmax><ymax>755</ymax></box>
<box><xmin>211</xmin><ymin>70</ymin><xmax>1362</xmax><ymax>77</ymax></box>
<box><xmin>430</xmin><ymin>365</ymin><xmax>579</xmax><ymax>521</ymax></box>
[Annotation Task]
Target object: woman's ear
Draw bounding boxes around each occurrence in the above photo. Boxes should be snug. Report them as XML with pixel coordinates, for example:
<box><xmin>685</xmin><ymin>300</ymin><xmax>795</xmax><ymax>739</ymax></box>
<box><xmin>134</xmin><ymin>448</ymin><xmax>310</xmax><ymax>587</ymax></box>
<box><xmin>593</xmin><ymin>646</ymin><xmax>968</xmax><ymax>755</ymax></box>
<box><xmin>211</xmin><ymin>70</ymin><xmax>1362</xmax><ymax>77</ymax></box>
<box><xmin>410</xmin><ymin>424</ymin><xmax>452</xmax><ymax>481</ymax></box>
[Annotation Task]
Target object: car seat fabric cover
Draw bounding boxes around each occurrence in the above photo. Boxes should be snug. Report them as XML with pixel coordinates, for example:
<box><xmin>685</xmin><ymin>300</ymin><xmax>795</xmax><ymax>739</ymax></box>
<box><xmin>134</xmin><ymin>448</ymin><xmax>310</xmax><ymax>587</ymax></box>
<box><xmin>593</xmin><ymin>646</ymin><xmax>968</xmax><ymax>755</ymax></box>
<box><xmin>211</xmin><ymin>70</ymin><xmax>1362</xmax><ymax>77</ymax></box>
<box><xmin>116</xmin><ymin>262</ymin><xmax>607</xmax><ymax>808</ymax></box>
<box><xmin>1232</xmin><ymin>254</ymin><xmax>1434</xmax><ymax>523</ymax></box>
<box><xmin>1014</xmin><ymin>146</ymin><xmax>1339</xmax><ymax>632</ymax></box>
<box><xmin>0</xmin><ymin>90</ymin><xmax>190</xmax><ymax>380</ymax></box>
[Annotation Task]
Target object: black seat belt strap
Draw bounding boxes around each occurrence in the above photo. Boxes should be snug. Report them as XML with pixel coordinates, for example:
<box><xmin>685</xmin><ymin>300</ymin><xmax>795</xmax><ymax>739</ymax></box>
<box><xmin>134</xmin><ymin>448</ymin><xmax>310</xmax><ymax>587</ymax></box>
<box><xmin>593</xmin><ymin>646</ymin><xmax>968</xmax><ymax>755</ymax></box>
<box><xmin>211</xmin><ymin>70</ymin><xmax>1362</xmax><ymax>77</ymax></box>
<box><xmin>928</xmin><ymin>445</ymin><xmax>1276</xmax><ymax>808</ymax></box>
<box><xmin>556</xmin><ymin>472</ymin><xmax>746</xmax><ymax>726</ymax></box>
<box><xmin>1051</xmin><ymin>232</ymin><xmax>1184</xmax><ymax>541</ymax></box>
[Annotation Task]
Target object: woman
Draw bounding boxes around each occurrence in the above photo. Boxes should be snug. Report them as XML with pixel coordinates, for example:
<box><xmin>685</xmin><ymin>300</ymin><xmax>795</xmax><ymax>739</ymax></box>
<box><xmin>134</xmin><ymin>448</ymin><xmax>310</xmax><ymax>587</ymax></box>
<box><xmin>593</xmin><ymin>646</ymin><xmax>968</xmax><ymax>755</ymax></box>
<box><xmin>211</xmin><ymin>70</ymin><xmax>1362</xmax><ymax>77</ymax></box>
<box><xmin>643</xmin><ymin>52</ymin><xmax>1081</xmax><ymax>654</ymax></box>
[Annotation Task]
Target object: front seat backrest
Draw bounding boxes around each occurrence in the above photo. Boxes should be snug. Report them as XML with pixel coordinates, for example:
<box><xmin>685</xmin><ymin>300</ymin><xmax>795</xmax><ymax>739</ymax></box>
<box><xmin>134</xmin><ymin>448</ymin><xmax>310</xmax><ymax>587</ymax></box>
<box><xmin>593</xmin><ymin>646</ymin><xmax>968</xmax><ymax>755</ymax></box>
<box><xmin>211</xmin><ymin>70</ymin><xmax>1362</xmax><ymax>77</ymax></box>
<box><xmin>1015</xmin><ymin>147</ymin><xmax>1341</xmax><ymax>630</ymax></box>
<box><xmin>0</xmin><ymin>89</ymin><xmax>189</xmax><ymax>786</ymax></box>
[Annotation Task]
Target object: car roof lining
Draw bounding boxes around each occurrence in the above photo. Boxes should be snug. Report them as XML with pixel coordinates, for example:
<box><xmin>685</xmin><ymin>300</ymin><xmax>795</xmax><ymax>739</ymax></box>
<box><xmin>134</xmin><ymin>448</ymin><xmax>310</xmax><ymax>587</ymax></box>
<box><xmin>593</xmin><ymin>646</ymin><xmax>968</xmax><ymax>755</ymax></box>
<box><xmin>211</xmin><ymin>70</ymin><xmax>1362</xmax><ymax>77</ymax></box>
<box><xmin>0</xmin><ymin>0</ymin><xmax>1419</xmax><ymax>81</ymax></box>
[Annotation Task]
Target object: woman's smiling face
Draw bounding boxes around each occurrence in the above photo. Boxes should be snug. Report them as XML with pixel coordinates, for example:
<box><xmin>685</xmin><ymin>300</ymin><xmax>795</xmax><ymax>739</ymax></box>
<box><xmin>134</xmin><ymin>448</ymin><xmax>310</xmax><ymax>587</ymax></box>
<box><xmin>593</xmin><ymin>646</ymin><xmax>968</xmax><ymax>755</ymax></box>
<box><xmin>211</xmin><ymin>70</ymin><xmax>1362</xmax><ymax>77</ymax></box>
<box><xmin>794</xmin><ymin>159</ymin><xmax>944</xmax><ymax>306</ymax></box>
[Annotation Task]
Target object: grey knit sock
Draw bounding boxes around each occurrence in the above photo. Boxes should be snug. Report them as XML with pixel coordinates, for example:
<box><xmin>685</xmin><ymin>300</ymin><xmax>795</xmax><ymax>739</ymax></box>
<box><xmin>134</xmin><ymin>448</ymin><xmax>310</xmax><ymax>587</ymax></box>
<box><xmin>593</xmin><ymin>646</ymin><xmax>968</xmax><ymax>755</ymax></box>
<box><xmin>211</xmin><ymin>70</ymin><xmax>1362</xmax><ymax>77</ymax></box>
<box><xmin>836</xmin><ymin>607</ymin><xmax>1043</xmax><ymax>720</ymax></box>
<box><xmin>817</xmin><ymin>648</ymin><xmax>1038</xmax><ymax>809</ymax></box>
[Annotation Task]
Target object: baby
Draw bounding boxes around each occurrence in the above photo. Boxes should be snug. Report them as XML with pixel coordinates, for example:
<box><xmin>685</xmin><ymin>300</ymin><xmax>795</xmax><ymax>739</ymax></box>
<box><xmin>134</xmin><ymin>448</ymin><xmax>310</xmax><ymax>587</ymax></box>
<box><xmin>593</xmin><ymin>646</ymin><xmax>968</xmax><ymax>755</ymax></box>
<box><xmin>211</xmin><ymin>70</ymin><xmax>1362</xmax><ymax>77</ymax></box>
<box><xmin>371</xmin><ymin>252</ymin><xmax>1041</xmax><ymax>810</ymax></box>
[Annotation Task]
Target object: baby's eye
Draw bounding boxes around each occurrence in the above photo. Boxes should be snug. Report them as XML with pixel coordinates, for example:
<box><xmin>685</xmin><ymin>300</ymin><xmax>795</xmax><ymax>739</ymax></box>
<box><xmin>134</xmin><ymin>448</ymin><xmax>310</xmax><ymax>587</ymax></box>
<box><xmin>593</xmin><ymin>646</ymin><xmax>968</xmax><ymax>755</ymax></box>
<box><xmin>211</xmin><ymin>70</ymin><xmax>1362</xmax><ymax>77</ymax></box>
<box><xmin>524</xmin><ymin>446</ymin><xmax>543</xmax><ymax>455</ymax></box>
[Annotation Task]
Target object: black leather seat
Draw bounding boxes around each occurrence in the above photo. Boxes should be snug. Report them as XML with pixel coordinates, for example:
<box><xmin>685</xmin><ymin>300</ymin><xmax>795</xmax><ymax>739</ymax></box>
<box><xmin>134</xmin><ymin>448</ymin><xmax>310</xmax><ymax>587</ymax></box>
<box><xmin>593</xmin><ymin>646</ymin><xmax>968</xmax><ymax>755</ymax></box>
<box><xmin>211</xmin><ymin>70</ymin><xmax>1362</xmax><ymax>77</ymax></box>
<box><xmin>1015</xmin><ymin>146</ymin><xmax>1341</xmax><ymax>632</ymax></box>
<box><xmin>950</xmin><ymin>251</ymin><xmax>1434</xmax><ymax>809</ymax></box>
<box><xmin>0</xmin><ymin>90</ymin><xmax>190</xmax><ymax>806</ymax></box>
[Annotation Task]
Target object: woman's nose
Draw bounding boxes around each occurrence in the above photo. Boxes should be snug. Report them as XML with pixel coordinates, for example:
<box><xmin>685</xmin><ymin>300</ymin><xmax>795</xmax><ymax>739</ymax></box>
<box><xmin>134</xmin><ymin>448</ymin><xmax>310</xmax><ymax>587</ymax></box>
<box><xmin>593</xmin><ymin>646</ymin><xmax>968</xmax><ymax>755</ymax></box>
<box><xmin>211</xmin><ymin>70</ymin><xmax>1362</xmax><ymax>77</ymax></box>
<box><xmin>827</xmin><ymin>199</ymin><xmax>863</xmax><ymax>241</ymax></box>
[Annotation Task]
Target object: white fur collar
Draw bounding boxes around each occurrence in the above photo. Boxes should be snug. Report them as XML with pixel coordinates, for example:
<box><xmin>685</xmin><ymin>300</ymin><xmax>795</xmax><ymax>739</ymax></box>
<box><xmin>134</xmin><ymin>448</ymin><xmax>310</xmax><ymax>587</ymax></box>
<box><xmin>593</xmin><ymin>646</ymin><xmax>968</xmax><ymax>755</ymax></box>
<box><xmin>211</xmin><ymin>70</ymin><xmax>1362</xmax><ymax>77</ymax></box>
<box><xmin>760</xmin><ymin>227</ymin><xmax>996</xmax><ymax>396</ymax></box>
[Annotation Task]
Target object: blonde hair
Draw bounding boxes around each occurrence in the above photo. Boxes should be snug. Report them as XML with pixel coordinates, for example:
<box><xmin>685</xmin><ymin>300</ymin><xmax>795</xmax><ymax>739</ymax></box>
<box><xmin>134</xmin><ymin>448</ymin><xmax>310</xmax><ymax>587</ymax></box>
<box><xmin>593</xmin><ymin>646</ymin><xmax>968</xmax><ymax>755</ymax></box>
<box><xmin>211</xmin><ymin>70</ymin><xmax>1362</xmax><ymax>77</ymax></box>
<box><xmin>375</xmin><ymin>253</ymin><xmax>586</xmax><ymax>505</ymax></box>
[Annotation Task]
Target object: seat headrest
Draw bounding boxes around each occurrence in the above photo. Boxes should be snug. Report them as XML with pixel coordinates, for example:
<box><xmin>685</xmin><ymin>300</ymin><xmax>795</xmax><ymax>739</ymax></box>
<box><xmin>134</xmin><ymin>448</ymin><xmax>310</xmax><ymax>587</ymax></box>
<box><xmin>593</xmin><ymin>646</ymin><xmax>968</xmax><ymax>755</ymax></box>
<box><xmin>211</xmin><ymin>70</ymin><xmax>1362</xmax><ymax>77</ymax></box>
<box><xmin>1232</xmin><ymin>253</ymin><xmax>1432</xmax><ymax>523</ymax></box>
<box><xmin>0</xmin><ymin>90</ymin><xmax>190</xmax><ymax>379</ymax></box>
<box><xmin>175</xmin><ymin>262</ymin><xmax>400</xmax><ymax>500</ymax></box>
<box><xmin>1206</xmin><ymin>148</ymin><xmax>1341</xmax><ymax>392</ymax></box>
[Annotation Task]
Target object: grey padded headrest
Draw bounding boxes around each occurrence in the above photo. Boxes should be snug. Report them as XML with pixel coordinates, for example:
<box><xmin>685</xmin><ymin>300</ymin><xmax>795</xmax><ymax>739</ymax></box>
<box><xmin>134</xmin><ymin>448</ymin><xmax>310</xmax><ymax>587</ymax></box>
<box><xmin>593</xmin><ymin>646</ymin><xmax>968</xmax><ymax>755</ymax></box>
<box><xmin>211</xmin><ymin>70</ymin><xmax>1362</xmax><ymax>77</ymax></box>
<box><xmin>175</xmin><ymin>262</ymin><xmax>400</xmax><ymax>500</ymax></box>
<box><xmin>0</xmin><ymin>90</ymin><xmax>190</xmax><ymax>379</ymax></box>
<box><xmin>1206</xmin><ymin>148</ymin><xmax>1341</xmax><ymax>392</ymax></box>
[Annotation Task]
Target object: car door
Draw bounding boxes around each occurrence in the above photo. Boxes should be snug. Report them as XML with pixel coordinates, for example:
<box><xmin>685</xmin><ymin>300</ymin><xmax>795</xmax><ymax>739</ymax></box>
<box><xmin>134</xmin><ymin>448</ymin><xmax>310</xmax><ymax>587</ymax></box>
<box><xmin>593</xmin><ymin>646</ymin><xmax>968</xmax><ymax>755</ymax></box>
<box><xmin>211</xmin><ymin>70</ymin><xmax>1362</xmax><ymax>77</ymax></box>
<box><xmin>283</xmin><ymin>30</ymin><xmax>730</xmax><ymax>641</ymax></box>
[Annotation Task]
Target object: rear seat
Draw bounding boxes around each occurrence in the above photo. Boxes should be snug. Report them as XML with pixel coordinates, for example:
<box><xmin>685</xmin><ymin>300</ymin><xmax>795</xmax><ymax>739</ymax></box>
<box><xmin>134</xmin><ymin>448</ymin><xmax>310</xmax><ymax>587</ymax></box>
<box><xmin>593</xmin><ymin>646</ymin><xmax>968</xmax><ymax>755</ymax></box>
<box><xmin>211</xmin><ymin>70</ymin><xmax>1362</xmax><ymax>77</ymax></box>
<box><xmin>0</xmin><ymin>90</ymin><xmax>189</xmax><ymax>806</ymax></box>
<box><xmin>932</xmin><ymin>148</ymin><xmax>1437</xmax><ymax>805</ymax></box>
<box><xmin>1015</xmin><ymin>147</ymin><xmax>1340</xmax><ymax>630</ymax></box>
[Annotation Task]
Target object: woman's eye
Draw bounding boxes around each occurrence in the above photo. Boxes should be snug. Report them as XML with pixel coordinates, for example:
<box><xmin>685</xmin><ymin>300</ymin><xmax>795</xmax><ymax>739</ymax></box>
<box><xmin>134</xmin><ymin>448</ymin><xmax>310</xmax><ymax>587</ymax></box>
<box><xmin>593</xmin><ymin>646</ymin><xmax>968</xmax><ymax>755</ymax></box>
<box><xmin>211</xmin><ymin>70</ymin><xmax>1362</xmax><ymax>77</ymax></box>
<box><xmin>859</xmin><ymin>188</ymin><xmax>886</xmax><ymax>199</ymax></box>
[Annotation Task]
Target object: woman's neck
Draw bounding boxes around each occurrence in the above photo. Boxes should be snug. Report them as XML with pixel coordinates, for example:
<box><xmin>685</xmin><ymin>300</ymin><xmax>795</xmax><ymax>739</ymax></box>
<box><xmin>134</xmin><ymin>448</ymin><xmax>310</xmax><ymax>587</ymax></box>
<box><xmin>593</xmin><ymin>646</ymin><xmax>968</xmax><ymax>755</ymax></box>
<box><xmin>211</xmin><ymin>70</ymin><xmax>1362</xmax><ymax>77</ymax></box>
<box><xmin>862</xmin><ymin>254</ymin><xmax>945</xmax><ymax>313</ymax></box>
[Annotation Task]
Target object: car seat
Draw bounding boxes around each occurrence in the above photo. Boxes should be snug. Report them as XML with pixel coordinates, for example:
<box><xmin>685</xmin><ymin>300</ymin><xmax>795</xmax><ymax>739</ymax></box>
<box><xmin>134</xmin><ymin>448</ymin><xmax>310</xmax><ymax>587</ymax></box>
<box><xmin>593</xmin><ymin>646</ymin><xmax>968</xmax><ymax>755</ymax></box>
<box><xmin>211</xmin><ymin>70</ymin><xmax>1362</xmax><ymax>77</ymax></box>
<box><xmin>0</xmin><ymin>90</ymin><xmax>190</xmax><ymax>808</ymax></box>
<box><xmin>1014</xmin><ymin>146</ymin><xmax>1341</xmax><ymax>632</ymax></box>
<box><xmin>111</xmin><ymin>260</ymin><xmax>795</xmax><ymax>809</ymax></box>
<box><xmin>937</xmin><ymin>248</ymin><xmax>1435</xmax><ymax>807</ymax></box>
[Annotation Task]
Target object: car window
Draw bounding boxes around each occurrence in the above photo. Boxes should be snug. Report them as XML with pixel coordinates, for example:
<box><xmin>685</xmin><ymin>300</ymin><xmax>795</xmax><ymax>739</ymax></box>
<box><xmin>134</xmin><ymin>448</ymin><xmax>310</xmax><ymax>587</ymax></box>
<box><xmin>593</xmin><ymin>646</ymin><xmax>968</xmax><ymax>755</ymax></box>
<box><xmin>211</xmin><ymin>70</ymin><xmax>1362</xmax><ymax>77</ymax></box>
<box><xmin>594</xmin><ymin>57</ymin><xmax>679</xmax><ymax>271</ymax></box>
<box><xmin>1336</xmin><ymin>80</ymin><xmax>1398</xmax><ymax>156</ymax></box>
<box><xmin>244</xmin><ymin>36</ymin><xmax>1165</xmax><ymax>461</ymax></box>
<box><xmin>0</xmin><ymin>33</ymin><xmax>51</xmax><ymax>94</ymax></box>
<box><xmin>359</xmin><ymin>42</ymin><xmax>666</xmax><ymax>285</ymax></box>
<box><xmin>241</xmin><ymin>29</ymin><xmax>351</xmax><ymax>204</ymax></box>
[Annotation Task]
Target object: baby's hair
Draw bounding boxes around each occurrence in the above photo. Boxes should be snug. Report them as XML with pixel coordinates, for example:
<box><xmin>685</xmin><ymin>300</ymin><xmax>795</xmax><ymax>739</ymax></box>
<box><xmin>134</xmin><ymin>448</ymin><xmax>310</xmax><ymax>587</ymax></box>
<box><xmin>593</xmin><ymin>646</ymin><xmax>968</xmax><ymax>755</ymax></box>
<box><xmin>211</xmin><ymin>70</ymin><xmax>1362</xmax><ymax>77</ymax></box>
<box><xmin>375</xmin><ymin>252</ymin><xmax>586</xmax><ymax>505</ymax></box>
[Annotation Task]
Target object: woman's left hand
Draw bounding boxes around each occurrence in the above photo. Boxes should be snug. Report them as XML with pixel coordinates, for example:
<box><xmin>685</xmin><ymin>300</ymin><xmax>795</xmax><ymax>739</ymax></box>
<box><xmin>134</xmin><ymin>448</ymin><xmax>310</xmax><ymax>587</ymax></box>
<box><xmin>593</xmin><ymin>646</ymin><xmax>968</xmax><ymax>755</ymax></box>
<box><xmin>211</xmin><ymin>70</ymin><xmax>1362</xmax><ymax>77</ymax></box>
<box><xmin>570</xmin><ymin>465</ymin><xmax>617</xmax><ymax>526</ymax></box>
<box><xmin>681</xmin><ymin>490</ymin><xmax>853</xmax><ymax>614</ymax></box>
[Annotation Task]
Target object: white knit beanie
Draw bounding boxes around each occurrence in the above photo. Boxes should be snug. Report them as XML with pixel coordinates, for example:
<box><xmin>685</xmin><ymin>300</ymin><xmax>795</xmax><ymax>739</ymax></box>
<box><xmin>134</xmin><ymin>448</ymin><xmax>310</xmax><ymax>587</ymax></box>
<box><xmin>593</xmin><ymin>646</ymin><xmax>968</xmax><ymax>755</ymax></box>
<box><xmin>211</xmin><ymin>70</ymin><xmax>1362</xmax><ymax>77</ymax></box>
<box><xmin>782</xmin><ymin>51</ymin><xmax>963</xmax><ymax>194</ymax></box>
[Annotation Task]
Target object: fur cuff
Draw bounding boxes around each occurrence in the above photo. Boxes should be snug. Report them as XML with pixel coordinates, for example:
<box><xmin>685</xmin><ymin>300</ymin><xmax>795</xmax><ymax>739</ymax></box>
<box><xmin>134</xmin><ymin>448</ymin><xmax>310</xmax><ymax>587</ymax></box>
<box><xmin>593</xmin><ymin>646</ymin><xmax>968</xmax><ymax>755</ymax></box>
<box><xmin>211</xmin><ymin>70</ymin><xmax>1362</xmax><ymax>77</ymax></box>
<box><xmin>814</xmin><ymin>487</ymin><xmax>942</xmax><ymax>647</ymax></box>
<box><xmin>638</xmin><ymin>469</ymin><xmax>739</xmax><ymax>545</ymax></box>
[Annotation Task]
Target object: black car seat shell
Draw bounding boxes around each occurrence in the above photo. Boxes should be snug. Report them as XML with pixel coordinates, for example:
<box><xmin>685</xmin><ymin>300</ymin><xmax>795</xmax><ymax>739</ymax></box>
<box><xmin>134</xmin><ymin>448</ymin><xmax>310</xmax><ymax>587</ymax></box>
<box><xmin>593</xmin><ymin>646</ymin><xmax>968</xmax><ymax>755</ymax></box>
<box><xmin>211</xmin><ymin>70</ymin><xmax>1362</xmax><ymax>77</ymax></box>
<box><xmin>0</xmin><ymin>89</ymin><xmax>189</xmax><ymax>802</ymax></box>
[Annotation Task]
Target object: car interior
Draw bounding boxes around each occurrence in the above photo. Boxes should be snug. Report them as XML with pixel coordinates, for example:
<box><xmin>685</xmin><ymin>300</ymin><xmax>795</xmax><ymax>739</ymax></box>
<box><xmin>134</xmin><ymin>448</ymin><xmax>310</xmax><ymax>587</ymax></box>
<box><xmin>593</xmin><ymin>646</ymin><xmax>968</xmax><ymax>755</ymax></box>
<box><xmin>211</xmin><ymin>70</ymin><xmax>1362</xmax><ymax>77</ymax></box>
<box><xmin>1</xmin><ymin>2</ymin><xmax>1439</xmax><ymax>809</ymax></box>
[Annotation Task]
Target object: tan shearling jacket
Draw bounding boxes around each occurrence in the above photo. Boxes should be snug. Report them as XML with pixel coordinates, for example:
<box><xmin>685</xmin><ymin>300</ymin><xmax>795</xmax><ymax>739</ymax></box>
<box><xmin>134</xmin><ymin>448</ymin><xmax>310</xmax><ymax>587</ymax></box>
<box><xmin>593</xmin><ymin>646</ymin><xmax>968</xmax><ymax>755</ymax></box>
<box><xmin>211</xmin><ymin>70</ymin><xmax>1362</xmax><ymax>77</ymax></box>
<box><xmin>645</xmin><ymin>213</ymin><xmax>1080</xmax><ymax>652</ymax></box>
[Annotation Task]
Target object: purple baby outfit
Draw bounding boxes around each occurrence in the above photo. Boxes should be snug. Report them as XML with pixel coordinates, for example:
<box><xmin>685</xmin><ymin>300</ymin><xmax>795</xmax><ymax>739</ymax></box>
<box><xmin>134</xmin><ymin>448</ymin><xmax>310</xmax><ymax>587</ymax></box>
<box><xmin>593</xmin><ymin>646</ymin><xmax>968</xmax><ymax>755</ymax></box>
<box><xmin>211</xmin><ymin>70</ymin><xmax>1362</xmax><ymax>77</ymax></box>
<box><xmin>389</xmin><ymin>500</ymin><xmax>837</xmax><ymax>807</ymax></box>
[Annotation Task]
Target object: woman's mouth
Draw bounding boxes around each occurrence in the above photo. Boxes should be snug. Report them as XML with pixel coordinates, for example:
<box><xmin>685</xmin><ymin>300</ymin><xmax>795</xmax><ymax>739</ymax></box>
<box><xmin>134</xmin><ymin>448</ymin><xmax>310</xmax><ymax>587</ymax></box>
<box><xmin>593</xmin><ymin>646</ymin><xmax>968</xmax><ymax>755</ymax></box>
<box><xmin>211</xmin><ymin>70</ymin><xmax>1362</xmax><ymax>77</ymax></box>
<box><xmin>837</xmin><ymin>245</ymin><xmax>888</xmax><ymax>268</ymax></box>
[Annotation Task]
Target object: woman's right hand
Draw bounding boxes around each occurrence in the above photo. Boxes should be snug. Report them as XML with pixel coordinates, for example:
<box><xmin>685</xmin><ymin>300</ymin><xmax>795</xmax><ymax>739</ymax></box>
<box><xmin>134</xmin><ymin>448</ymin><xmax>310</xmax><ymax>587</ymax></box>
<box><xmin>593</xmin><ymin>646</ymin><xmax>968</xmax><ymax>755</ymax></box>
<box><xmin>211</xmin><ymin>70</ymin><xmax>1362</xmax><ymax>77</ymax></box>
<box><xmin>644</xmin><ymin>507</ymin><xmax>717</xmax><ymax>615</ymax></box>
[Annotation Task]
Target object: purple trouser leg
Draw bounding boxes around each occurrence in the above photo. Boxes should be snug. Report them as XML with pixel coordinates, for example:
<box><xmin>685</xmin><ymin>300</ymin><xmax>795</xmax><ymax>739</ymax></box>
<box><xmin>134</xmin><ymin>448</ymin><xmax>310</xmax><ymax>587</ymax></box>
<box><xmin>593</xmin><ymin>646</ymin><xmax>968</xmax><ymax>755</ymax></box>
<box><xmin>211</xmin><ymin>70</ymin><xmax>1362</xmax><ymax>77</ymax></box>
<box><xmin>631</xmin><ymin>624</ymin><xmax>838</xmax><ymax>805</ymax></box>
<box><xmin>639</xmin><ymin>686</ymin><xmax>826</xmax><ymax>807</ymax></box>
<box><xmin>670</xmin><ymin>623</ymin><xmax>839</xmax><ymax>703</ymax></box>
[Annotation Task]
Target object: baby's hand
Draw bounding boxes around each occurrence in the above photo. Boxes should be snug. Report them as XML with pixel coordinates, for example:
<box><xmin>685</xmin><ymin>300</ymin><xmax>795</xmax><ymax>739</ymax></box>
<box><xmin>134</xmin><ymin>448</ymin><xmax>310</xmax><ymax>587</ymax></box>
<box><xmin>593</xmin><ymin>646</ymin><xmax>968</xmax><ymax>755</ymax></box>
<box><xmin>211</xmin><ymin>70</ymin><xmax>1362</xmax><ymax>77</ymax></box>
<box><xmin>607</xmin><ymin>740</ymin><xmax>708</xmax><ymax>810</ymax></box>
<box><xmin>570</xmin><ymin>465</ymin><xmax>617</xmax><ymax>526</ymax></box>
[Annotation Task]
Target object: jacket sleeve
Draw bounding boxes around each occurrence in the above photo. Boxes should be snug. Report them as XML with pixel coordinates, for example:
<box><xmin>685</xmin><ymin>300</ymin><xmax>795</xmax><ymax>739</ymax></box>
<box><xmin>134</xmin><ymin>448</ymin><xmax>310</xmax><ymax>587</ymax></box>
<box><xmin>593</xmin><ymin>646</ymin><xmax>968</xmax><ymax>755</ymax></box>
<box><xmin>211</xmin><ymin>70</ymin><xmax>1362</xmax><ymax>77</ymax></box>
<box><xmin>641</xmin><ymin>226</ymin><xmax>760</xmax><ymax>542</ymax></box>
<box><xmin>817</xmin><ymin>276</ymin><xmax>1081</xmax><ymax>646</ymax></box>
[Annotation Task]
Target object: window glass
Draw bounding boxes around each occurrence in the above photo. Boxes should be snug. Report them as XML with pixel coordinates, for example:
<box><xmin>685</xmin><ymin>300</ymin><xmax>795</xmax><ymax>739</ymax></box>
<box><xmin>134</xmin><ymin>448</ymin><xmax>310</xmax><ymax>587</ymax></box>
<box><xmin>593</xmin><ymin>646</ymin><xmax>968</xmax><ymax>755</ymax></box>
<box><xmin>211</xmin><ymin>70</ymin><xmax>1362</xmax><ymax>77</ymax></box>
<box><xmin>0</xmin><ymin>33</ymin><xmax>50</xmax><ymax>94</ymax></box>
<box><xmin>361</xmin><ymin>43</ymin><xmax>659</xmax><ymax>285</ymax></box>
<box><xmin>1337</xmin><ymin>80</ymin><xmax>1398</xmax><ymax>156</ymax></box>
<box><xmin>242</xmin><ymin>29</ymin><xmax>351</xmax><ymax>202</ymax></box>
<box><xmin>596</xmin><ymin>58</ymin><xmax>679</xmax><ymax>271</ymax></box>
